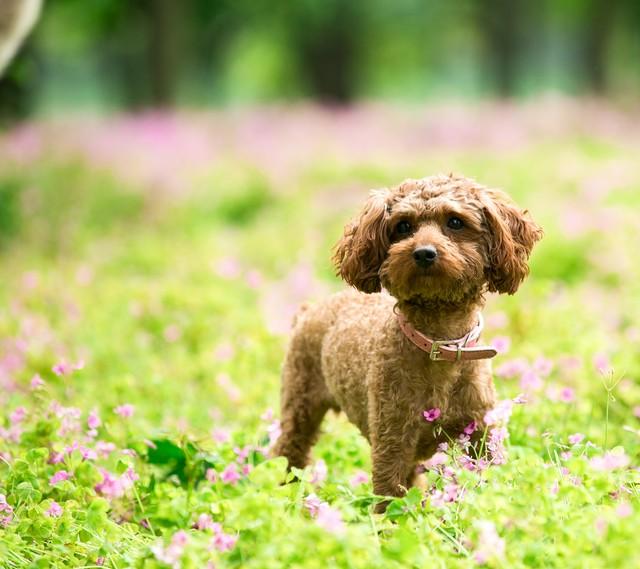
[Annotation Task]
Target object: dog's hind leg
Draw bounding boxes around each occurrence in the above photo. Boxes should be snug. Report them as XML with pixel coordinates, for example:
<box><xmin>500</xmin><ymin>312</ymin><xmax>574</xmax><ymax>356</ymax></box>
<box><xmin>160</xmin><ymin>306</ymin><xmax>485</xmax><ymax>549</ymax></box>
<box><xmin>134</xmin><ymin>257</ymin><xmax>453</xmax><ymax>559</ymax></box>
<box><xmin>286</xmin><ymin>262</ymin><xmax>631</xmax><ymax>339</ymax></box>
<box><xmin>273</xmin><ymin>335</ymin><xmax>333</xmax><ymax>470</ymax></box>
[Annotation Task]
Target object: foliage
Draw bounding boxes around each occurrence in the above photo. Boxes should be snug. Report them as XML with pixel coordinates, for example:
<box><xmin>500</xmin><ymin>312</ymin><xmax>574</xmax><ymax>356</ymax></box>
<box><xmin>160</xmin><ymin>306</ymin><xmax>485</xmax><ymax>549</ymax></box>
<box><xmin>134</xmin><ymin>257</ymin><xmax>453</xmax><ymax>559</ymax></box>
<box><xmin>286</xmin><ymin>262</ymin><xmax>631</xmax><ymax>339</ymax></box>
<box><xmin>0</xmin><ymin>103</ymin><xmax>639</xmax><ymax>567</ymax></box>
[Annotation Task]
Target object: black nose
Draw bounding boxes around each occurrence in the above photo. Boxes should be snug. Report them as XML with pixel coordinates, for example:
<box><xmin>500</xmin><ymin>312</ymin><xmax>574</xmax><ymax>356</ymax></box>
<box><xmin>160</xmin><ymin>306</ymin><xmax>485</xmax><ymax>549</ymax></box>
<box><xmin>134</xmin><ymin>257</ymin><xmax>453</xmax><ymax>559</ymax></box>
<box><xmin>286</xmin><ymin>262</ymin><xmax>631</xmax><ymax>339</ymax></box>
<box><xmin>413</xmin><ymin>246</ymin><xmax>438</xmax><ymax>268</ymax></box>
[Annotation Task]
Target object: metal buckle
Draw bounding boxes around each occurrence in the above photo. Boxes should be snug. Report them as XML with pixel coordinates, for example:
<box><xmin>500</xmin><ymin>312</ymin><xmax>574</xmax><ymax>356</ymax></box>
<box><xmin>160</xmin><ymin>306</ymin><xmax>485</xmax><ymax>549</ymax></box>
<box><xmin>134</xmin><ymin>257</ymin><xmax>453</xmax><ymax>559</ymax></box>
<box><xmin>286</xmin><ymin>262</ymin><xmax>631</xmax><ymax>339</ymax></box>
<box><xmin>429</xmin><ymin>341</ymin><xmax>443</xmax><ymax>361</ymax></box>
<box><xmin>430</xmin><ymin>341</ymin><xmax>463</xmax><ymax>361</ymax></box>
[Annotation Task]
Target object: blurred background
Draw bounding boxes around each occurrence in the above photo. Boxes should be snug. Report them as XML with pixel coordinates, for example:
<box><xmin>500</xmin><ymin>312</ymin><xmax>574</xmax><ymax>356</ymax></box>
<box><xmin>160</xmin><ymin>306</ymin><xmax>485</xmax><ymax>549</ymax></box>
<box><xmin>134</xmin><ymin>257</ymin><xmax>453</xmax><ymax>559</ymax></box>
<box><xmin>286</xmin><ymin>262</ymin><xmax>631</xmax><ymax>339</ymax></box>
<box><xmin>2</xmin><ymin>0</ymin><xmax>640</xmax><ymax>119</ymax></box>
<box><xmin>1</xmin><ymin>0</ymin><xmax>640</xmax><ymax>424</ymax></box>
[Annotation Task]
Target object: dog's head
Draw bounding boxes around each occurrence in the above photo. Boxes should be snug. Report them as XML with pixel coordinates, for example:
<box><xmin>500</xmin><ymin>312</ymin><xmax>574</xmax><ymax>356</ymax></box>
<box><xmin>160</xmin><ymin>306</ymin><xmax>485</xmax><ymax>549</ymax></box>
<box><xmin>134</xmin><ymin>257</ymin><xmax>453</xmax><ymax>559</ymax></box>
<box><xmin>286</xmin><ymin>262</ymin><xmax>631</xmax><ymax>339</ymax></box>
<box><xmin>333</xmin><ymin>175</ymin><xmax>542</xmax><ymax>302</ymax></box>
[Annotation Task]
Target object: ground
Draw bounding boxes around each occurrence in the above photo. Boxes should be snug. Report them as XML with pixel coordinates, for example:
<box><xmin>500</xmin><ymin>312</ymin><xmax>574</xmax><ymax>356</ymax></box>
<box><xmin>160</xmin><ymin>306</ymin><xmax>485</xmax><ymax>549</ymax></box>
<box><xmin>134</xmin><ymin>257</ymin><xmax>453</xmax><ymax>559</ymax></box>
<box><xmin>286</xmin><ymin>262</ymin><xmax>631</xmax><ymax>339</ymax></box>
<box><xmin>0</xmin><ymin>100</ymin><xmax>639</xmax><ymax>568</ymax></box>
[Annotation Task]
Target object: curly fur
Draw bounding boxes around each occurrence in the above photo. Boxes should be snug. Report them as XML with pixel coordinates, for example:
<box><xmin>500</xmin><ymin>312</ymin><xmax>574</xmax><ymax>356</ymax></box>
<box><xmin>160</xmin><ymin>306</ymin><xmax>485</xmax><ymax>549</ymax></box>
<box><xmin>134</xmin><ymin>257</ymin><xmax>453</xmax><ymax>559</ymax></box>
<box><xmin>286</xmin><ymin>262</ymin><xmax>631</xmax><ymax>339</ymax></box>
<box><xmin>273</xmin><ymin>174</ymin><xmax>542</xmax><ymax>511</ymax></box>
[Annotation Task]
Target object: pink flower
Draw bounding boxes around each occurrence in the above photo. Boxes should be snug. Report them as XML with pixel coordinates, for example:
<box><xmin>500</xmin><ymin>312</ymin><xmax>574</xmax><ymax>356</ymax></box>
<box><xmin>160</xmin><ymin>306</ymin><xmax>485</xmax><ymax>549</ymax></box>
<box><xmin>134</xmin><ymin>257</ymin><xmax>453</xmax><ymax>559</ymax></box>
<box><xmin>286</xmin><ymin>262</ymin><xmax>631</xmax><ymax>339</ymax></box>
<box><xmin>52</xmin><ymin>360</ymin><xmax>84</xmax><ymax>376</ymax></box>
<box><xmin>616</xmin><ymin>502</ymin><xmax>633</xmax><ymax>518</ymax></box>
<box><xmin>0</xmin><ymin>494</ymin><xmax>14</xmax><ymax>527</ymax></box>
<box><xmin>87</xmin><ymin>410</ymin><xmax>101</xmax><ymax>430</ymax></box>
<box><xmin>210</xmin><ymin>529</ymin><xmax>238</xmax><ymax>552</ymax></box>
<box><xmin>49</xmin><ymin>470</ymin><xmax>71</xmax><ymax>485</ymax></box>
<box><xmin>245</xmin><ymin>269</ymin><xmax>263</xmax><ymax>289</ymax></box>
<box><xmin>473</xmin><ymin>520</ymin><xmax>505</xmax><ymax>565</ymax></box>
<box><xmin>633</xmin><ymin>406</ymin><xmax>640</xmax><ymax>419</ymax></box>
<box><xmin>30</xmin><ymin>374</ymin><xmax>44</xmax><ymax>390</ymax></box>
<box><xmin>593</xmin><ymin>352</ymin><xmax>612</xmax><ymax>375</ymax></box>
<box><xmin>568</xmin><ymin>433</ymin><xmax>584</xmax><ymax>445</ymax></box>
<box><xmin>315</xmin><ymin>503</ymin><xmax>345</xmax><ymax>535</ymax></box>
<box><xmin>304</xmin><ymin>493</ymin><xmax>323</xmax><ymax>517</ymax></box>
<box><xmin>349</xmin><ymin>470</ymin><xmax>369</xmax><ymax>487</ymax></box>
<box><xmin>424</xmin><ymin>452</ymin><xmax>448</xmax><ymax>469</ymax></box>
<box><xmin>519</xmin><ymin>369</ymin><xmax>543</xmax><ymax>392</ymax></box>
<box><xmin>532</xmin><ymin>357</ymin><xmax>553</xmax><ymax>377</ymax></box>
<box><xmin>486</xmin><ymin>312</ymin><xmax>508</xmax><ymax>328</ymax></box>
<box><xmin>484</xmin><ymin>400</ymin><xmax>513</xmax><ymax>426</ymax></box>
<box><xmin>152</xmin><ymin>530</ymin><xmax>189</xmax><ymax>566</ymax></box>
<box><xmin>212</xmin><ymin>428</ymin><xmax>231</xmax><ymax>444</ymax></box>
<box><xmin>45</xmin><ymin>501</ymin><xmax>63</xmax><ymax>518</ymax></box>
<box><xmin>490</xmin><ymin>336</ymin><xmax>511</xmax><ymax>354</ymax></box>
<box><xmin>95</xmin><ymin>441</ymin><xmax>116</xmax><ymax>457</ymax></box>
<box><xmin>206</xmin><ymin>468</ymin><xmax>217</xmax><ymax>483</ymax></box>
<box><xmin>163</xmin><ymin>324</ymin><xmax>182</xmax><ymax>343</ymax></box>
<box><xmin>559</xmin><ymin>387</ymin><xmax>575</xmax><ymax>403</ymax></box>
<box><xmin>590</xmin><ymin>450</ymin><xmax>630</xmax><ymax>471</ymax></box>
<box><xmin>310</xmin><ymin>459</ymin><xmax>327</xmax><ymax>485</ymax></box>
<box><xmin>114</xmin><ymin>404</ymin><xmax>134</xmax><ymax>418</ymax></box>
<box><xmin>487</xmin><ymin>426</ymin><xmax>509</xmax><ymax>465</ymax></box>
<box><xmin>464</xmin><ymin>420</ymin><xmax>478</xmax><ymax>435</ymax></box>
<box><xmin>495</xmin><ymin>358</ymin><xmax>528</xmax><ymax>379</ymax></box>
<box><xmin>215</xmin><ymin>257</ymin><xmax>242</xmax><ymax>279</ymax></box>
<box><xmin>9</xmin><ymin>407</ymin><xmax>26</xmax><ymax>425</ymax></box>
<box><xmin>431</xmin><ymin>482</ymin><xmax>460</xmax><ymax>507</ymax></box>
<box><xmin>213</xmin><ymin>342</ymin><xmax>235</xmax><ymax>362</ymax></box>
<box><xmin>221</xmin><ymin>463</ymin><xmax>241</xmax><ymax>485</ymax></box>
<box><xmin>194</xmin><ymin>513</ymin><xmax>215</xmax><ymax>530</ymax></box>
<box><xmin>423</xmin><ymin>408</ymin><xmax>441</xmax><ymax>422</ymax></box>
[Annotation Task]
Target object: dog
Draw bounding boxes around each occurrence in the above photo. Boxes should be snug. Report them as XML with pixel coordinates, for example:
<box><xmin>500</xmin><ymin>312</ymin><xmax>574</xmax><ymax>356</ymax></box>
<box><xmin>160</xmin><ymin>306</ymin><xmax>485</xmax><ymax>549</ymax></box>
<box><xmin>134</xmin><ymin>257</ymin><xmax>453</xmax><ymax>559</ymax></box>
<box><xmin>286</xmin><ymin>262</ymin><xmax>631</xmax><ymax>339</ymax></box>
<box><xmin>273</xmin><ymin>174</ymin><xmax>542</xmax><ymax>511</ymax></box>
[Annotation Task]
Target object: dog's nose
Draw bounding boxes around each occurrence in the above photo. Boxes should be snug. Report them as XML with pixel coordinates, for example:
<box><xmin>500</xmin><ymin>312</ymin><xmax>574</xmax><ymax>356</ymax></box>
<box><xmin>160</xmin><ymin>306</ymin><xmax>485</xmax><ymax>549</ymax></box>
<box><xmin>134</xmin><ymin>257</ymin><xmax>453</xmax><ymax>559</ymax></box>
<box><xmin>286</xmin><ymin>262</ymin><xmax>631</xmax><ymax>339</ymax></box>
<box><xmin>413</xmin><ymin>246</ymin><xmax>438</xmax><ymax>268</ymax></box>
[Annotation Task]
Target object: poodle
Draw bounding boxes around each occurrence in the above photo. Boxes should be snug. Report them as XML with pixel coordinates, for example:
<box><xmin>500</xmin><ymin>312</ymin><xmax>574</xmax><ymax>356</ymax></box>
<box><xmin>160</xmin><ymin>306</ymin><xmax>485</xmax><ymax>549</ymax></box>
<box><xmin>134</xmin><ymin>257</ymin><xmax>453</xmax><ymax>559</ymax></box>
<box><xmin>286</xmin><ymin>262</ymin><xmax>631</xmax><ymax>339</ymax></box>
<box><xmin>273</xmin><ymin>174</ymin><xmax>542</xmax><ymax>511</ymax></box>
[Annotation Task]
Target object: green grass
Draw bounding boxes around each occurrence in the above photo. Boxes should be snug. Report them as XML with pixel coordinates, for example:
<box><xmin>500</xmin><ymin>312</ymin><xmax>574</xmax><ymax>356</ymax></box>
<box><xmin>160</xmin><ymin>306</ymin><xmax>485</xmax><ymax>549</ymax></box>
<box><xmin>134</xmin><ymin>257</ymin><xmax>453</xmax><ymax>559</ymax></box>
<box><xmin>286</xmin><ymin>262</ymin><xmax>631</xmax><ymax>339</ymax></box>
<box><xmin>0</xmin><ymin>109</ymin><xmax>639</xmax><ymax>568</ymax></box>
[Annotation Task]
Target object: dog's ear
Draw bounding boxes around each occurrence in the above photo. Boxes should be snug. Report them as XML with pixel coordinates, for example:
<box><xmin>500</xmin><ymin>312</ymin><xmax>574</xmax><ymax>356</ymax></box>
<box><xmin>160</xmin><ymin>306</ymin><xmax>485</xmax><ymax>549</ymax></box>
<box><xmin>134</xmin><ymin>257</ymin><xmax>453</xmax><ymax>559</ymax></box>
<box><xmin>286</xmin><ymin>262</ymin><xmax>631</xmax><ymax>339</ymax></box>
<box><xmin>482</xmin><ymin>188</ymin><xmax>543</xmax><ymax>295</ymax></box>
<box><xmin>333</xmin><ymin>189</ymin><xmax>391</xmax><ymax>293</ymax></box>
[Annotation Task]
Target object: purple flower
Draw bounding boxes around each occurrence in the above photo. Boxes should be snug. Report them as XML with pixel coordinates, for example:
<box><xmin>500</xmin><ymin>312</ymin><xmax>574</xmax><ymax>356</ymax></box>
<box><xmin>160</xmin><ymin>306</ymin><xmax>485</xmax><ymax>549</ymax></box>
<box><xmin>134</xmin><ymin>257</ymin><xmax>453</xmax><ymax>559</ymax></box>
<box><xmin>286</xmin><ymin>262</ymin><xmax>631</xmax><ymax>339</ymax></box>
<box><xmin>423</xmin><ymin>408</ymin><xmax>441</xmax><ymax>422</ymax></box>
<box><xmin>464</xmin><ymin>420</ymin><xmax>478</xmax><ymax>435</ymax></box>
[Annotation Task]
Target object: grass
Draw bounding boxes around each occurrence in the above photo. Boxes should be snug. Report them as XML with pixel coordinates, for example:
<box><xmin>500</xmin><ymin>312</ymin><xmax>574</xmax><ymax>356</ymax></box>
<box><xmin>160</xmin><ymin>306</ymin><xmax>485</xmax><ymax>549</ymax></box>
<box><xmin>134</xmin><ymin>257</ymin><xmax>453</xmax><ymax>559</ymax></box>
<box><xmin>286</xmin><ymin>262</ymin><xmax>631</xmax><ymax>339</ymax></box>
<box><xmin>0</xmin><ymin>102</ymin><xmax>639</xmax><ymax>568</ymax></box>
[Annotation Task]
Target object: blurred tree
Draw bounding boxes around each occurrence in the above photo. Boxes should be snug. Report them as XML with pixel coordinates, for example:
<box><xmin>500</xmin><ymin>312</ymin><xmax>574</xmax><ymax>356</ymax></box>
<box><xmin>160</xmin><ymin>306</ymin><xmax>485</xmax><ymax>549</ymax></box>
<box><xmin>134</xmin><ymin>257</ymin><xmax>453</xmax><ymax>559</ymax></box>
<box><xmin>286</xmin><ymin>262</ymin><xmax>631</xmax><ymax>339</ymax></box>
<box><xmin>280</xmin><ymin>0</ymin><xmax>367</xmax><ymax>103</ymax></box>
<box><xmin>582</xmin><ymin>0</ymin><xmax>616</xmax><ymax>93</ymax></box>
<box><xmin>475</xmin><ymin>0</ymin><xmax>524</xmax><ymax>97</ymax></box>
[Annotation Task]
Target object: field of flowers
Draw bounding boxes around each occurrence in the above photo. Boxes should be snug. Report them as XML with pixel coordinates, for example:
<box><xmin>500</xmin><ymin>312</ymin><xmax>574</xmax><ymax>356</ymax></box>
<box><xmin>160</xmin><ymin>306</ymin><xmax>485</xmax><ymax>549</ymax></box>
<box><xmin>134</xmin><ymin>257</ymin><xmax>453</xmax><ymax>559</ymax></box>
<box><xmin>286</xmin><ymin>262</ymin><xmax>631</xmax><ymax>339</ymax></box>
<box><xmin>1</xmin><ymin>99</ymin><xmax>639</xmax><ymax>568</ymax></box>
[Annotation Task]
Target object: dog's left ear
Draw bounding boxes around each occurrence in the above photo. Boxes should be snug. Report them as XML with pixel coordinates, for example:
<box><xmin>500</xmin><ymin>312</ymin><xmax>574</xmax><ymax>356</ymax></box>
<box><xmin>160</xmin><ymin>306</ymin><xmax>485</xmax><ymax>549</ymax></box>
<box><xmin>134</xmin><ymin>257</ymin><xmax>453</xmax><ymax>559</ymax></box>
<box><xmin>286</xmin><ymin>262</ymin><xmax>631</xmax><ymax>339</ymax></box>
<box><xmin>332</xmin><ymin>189</ymin><xmax>391</xmax><ymax>293</ymax></box>
<box><xmin>482</xmin><ymin>188</ymin><xmax>543</xmax><ymax>295</ymax></box>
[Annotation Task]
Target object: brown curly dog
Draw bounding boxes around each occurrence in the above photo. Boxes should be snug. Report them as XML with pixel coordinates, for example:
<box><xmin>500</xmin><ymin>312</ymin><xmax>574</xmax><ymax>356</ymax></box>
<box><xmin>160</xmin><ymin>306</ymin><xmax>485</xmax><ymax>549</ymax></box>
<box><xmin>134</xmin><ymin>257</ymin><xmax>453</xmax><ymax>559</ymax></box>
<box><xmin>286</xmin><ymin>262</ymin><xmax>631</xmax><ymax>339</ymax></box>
<box><xmin>273</xmin><ymin>174</ymin><xmax>542</xmax><ymax>511</ymax></box>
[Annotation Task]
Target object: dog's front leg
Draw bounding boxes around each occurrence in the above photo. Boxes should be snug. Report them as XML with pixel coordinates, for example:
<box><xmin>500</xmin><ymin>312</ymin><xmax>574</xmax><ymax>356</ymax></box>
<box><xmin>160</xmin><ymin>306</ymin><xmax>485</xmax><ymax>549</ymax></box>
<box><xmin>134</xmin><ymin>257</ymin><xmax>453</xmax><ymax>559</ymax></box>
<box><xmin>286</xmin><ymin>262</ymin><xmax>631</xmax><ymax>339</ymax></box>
<box><xmin>368</xmin><ymin>385</ymin><xmax>420</xmax><ymax>513</ymax></box>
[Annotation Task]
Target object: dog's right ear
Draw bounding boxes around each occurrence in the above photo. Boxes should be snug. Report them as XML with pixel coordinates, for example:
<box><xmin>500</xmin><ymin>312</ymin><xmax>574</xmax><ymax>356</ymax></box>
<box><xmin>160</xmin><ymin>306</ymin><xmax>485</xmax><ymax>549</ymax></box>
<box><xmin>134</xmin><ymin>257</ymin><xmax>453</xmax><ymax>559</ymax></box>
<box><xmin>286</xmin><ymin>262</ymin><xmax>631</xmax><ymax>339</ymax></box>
<box><xmin>332</xmin><ymin>189</ymin><xmax>391</xmax><ymax>293</ymax></box>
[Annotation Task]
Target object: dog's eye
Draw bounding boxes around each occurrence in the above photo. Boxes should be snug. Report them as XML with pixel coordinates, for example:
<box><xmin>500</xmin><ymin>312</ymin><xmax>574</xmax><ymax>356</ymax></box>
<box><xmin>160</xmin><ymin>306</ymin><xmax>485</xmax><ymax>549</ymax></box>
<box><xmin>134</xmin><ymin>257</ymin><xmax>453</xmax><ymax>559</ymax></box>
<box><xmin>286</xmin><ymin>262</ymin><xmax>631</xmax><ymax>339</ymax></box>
<box><xmin>395</xmin><ymin>221</ymin><xmax>412</xmax><ymax>235</ymax></box>
<box><xmin>447</xmin><ymin>217</ymin><xmax>464</xmax><ymax>230</ymax></box>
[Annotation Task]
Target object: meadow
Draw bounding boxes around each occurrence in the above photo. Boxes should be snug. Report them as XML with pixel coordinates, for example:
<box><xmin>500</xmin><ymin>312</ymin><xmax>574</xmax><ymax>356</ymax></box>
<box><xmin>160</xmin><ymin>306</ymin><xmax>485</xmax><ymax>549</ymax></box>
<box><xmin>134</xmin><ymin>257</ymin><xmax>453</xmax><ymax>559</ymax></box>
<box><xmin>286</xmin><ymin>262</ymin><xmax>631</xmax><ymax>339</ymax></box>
<box><xmin>0</xmin><ymin>99</ymin><xmax>639</xmax><ymax>568</ymax></box>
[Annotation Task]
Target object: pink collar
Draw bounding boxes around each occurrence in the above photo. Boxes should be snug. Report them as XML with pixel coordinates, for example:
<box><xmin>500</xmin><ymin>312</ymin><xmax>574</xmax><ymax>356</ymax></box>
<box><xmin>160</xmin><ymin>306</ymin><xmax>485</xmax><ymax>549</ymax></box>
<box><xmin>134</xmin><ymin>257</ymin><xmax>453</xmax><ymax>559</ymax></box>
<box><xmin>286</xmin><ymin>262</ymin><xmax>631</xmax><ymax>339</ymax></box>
<box><xmin>397</xmin><ymin>312</ymin><xmax>498</xmax><ymax>362</ymax></box>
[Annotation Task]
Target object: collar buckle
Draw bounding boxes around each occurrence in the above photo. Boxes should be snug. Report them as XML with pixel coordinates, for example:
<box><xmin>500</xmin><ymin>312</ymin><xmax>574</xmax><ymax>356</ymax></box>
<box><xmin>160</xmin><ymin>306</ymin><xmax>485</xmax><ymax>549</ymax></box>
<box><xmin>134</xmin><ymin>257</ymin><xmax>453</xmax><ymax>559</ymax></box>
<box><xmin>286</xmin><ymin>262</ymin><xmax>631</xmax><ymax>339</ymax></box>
<box><xmin>429</xmin><ymin>341</ymin><xmax>444</xmax><ymax>361</ymax></box>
